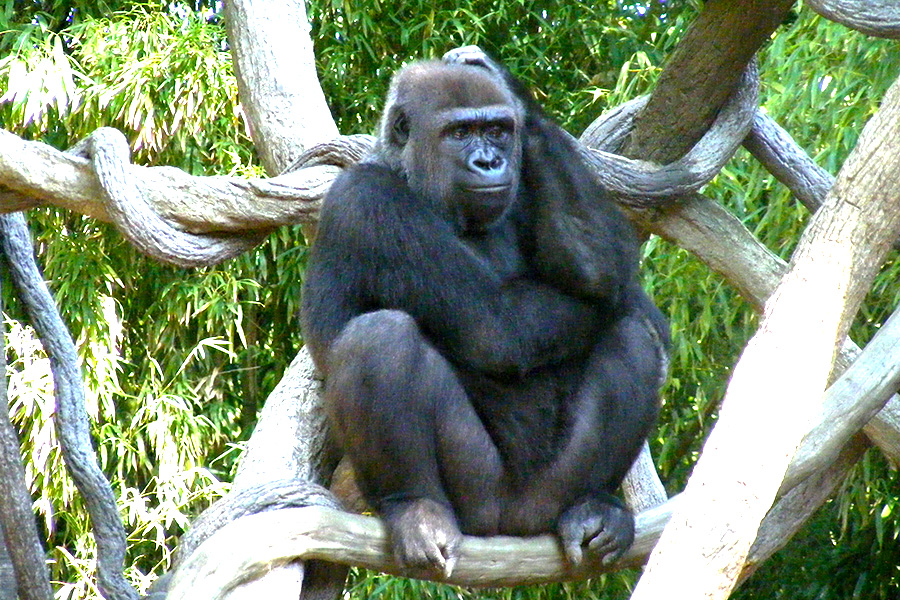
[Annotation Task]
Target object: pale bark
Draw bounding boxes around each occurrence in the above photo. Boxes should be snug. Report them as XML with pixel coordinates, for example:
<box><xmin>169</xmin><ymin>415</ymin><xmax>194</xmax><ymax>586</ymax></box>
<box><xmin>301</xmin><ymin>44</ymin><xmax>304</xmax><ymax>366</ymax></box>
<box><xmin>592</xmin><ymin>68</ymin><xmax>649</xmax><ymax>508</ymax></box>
<box><xmin>225</xmin><ymin>0</ymin><xmax>338</xmax><ymax>175</ymax></box>
<box><xmin>0</xmin><ymin>129</ymin><xmax>335</xmax><ymax>230</ymax></box>
<box><xmin>630</xmin><ymin>74</ymin><xmax>900</xmax><ymax>600</ymax></box>
<box><xmin>196</xmin><ymin>0</ymin><xmax>340</xmax><ymax>595</ymax></box>
<box><xmin>622</xmin><ymin>442</ymin><xmax>668</xmax><ymax>513</ymax></box>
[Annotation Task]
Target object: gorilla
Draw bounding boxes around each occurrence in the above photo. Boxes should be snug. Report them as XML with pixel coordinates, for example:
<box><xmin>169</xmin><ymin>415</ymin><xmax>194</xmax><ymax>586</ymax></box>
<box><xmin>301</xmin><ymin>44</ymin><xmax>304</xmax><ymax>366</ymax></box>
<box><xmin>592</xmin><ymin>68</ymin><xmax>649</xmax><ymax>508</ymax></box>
<box><xmin>301</xmin><ymin>46</ymin><xmax>669</xmax><ymax>576</ymax></box>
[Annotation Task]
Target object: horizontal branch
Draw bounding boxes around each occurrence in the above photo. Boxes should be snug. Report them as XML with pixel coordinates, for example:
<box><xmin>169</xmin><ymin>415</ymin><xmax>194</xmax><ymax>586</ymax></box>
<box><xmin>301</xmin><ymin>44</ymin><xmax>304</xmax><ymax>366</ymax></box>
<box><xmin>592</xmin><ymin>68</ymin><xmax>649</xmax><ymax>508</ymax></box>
<box><xmin>0</xmin><ymin>129</ymin><xmax>336</xmax><ymax>233</ymax></box>
<box><xmin>166</xmin><ymin>501</ymin><xmax>674</xmax><ymax>599</ymax></box>
<box><xmin>166</xmin><ymin>295</ymin><xmax>900</xmax><ymax>597</ymax></box>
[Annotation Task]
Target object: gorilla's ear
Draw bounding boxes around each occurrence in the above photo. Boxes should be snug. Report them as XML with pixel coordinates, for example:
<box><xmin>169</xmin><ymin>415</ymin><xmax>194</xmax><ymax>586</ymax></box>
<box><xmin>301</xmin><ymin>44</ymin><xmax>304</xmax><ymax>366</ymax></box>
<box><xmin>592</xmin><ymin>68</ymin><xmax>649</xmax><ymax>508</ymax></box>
<box><xmin>390</xmin><ymin>111</ymin><xmax>410</xmax><ymax>146</ymax></box>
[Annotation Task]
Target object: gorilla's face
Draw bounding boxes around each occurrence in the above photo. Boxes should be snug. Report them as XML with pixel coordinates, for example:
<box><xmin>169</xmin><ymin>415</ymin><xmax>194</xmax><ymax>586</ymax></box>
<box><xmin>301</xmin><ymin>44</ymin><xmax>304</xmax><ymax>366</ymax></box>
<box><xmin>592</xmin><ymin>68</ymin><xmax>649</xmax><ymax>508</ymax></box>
<box><xmin>382</xmin><ymin>62</ymin><xmax>524</xmax><ymax>232</ymax></box>
<box><xmin>432</xmin><ymin>105</ymin><xmax>519</xmax><ymax>231</ymax></box>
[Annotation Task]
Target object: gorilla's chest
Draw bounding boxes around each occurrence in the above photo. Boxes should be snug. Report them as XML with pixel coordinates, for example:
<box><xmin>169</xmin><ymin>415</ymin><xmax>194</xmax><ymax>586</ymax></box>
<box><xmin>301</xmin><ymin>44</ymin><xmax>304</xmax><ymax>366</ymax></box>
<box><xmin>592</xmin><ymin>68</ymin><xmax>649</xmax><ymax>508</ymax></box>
<box><xmin>460</xmin><ymin>221</ymin><xmax>527</xmax><ymax>282</ymax></box>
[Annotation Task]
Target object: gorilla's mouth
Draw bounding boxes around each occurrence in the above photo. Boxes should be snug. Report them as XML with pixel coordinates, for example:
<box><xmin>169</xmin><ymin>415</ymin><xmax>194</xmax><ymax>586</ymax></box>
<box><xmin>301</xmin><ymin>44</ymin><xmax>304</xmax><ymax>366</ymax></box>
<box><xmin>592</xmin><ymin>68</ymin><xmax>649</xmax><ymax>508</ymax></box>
<box><xmin>463</xmin><ymin>184</ymin><xmax>511</xmax><ymax>193</ymax></box>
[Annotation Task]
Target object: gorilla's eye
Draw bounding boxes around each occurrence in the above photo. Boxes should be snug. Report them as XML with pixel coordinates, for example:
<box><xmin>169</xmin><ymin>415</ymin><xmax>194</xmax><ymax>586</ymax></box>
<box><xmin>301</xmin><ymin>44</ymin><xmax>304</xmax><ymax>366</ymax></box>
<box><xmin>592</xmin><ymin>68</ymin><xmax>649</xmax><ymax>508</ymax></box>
<box><xmin>451</xmin><ymin>125</ymin><xmax>471</xmax><ymax>140</ymax></box>
<box><xmin>485</xmin><ymin>125</ymin><xmax>507</xmax><ymax>141</ymax></box>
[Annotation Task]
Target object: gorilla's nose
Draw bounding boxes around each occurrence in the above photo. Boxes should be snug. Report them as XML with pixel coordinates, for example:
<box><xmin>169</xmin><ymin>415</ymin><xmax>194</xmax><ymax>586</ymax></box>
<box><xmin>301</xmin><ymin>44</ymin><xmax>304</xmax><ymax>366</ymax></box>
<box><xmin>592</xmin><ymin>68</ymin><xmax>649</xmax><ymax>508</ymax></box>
<box><xmin>468</xmin><ymin>149</ymin><xmax>506</xmax><ymax>177</ymax></box>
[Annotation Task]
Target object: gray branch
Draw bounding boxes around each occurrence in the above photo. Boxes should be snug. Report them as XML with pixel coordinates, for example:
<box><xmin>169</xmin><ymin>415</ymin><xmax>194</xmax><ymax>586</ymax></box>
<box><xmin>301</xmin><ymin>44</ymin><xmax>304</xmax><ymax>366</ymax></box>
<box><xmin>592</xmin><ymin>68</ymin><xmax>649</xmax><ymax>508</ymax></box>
<box><xmin>807</xmin><ymin>0</ymin><xmax>900</xmax><ymax>38</ymax></box>
<box><xmin>0</xmin><ymin>213</ymin><xmax>137</xmax><ymax>600</ymax></box>
<box><xmin>0</xmin><ymin>227</ymin><xmax>52</xmax><ymax>600</ymax></box>
<box><xmin>743</xmin><ymin>111</ymin><xmax>835</xmax><ymax>212</ymax></box>
<box><xmin>68</xmin><ymin>129</ymin><xmax>268</xmax><ymax>268</ymax></box>
<box><xmin>580</xmin><ymin>62</ymin><xmax>759</xmax><ymax>205</ymax></box>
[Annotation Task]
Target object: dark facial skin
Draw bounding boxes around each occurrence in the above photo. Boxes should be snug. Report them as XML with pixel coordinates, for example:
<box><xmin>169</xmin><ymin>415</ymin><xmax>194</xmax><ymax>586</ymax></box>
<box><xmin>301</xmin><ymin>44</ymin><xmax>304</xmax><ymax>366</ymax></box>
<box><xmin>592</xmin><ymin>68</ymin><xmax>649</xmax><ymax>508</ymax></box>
<box><xmin>379</xmin><ymin>62</ymin><xmax>524</xmax><ymax>233</ymax></box>
<box><xmin>437</xmin><ymin>107</ymin><xmax>518</xmax><ymax>230</ymax></box>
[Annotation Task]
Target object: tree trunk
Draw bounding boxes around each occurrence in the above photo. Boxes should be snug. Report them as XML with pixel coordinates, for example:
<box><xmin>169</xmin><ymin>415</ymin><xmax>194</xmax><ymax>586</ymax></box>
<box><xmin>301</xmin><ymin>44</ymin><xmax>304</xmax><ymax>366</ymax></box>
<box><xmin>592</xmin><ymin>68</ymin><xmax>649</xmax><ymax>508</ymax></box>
<box><xmin>225</xmin><ymin>0</ymin><xmax>338</xmax><ymax>175</ymax></box>
<box><xmin>631</xmin><ymin>72</ymin><xmax>900</xmax><ymax>600</ymax></box>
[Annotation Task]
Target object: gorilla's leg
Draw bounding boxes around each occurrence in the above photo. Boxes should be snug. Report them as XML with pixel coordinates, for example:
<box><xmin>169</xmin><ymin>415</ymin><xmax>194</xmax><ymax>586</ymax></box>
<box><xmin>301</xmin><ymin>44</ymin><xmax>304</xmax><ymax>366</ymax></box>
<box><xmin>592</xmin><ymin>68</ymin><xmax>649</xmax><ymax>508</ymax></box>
<box><xmin>528</xmin><ymin>311</ymin><xmax>663</xmax><ymax>565</ymax></box>
<box><xmin>325</xmin><ymin>309</ymin><xmax>503</xmax><ymax>574</ymax></box>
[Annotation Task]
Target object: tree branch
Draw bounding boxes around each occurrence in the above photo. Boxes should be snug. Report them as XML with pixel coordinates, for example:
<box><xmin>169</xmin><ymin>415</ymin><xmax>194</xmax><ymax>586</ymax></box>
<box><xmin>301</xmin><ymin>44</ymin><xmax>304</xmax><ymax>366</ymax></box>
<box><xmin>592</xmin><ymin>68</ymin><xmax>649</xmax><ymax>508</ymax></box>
<box><xmin>806</xmin><ymin>0</ymin><xmax>900</xmax><ymax>38</ymax></box>
<box><xmin>163</xmin><ymin>265</ymin><xmax>900</xmax><ymax>597</ymax></box>
<box><xmin>0</xmin><ymin>213</ymin><xmax>138</xmax><ymax>600</ymax></box>
<box><xmin>0</xmin><ymin>237</ymin><xmax>52</xmax><ymax>600</ymax></box>
<box><xmin>631</xmin><ymin>71</ymin><xmax>900</xmax><ymax>599</ymax></box>
<box><xmin>224</xmin><ymin>0</ymin><xmax>338</xmax><ymax>174</ymax></box>
<box><xmin>0</xmin><ymin>129</ymin><xmax>336</xmax><ymax>231</ymax></box>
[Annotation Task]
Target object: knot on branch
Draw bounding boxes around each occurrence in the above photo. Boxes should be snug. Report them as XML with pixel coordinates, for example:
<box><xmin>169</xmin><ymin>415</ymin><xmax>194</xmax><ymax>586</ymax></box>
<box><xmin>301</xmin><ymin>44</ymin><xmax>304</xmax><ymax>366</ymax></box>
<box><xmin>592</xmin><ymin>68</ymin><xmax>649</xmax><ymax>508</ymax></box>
<box><xmin>172</xmin><ymin>479</ymin><xmax>342</xmax><ymax>566</ymax></box>
<box><xmin>69</xmin><ymin>128</ymin><xmax>270</xmax><ymax>268</ymax></box>
<box><xmin>283</xmin><ymin>134</ymin><xmax>376</xmax><ymax>172</ymax></box>
<box><xmin>578</xmin><ymin>61</ymin><xmax>759</xmax><ymax>208</ymax></box>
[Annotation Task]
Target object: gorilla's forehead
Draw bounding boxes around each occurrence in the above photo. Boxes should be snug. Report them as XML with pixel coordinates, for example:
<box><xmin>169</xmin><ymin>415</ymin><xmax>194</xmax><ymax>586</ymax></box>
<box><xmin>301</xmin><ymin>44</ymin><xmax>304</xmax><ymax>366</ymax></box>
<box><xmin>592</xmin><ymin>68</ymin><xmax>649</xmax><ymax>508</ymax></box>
<box><xmin>392</xmin><ymin>61</ymin><xmax>516</xmax><ymax>113</ymax></box>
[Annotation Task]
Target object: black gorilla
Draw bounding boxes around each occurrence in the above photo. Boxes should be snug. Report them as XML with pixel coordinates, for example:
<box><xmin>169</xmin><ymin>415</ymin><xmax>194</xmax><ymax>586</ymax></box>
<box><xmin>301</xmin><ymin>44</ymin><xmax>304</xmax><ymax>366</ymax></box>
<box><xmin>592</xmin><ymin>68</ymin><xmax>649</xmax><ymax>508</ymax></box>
<box><xmin>301</xmin><ymin>46</ymin><xmax>669</xmax><ymax>576</ymax></box>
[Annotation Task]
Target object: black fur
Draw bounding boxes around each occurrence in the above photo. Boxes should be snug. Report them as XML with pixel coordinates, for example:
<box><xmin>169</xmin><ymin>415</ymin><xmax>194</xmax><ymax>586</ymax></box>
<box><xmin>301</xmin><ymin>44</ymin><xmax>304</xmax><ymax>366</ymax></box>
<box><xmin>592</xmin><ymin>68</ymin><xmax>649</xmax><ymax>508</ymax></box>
<box><xmin>301</xmin><ymin>47</ymin><xmax>669</xmax><ymax>574</ymax></box>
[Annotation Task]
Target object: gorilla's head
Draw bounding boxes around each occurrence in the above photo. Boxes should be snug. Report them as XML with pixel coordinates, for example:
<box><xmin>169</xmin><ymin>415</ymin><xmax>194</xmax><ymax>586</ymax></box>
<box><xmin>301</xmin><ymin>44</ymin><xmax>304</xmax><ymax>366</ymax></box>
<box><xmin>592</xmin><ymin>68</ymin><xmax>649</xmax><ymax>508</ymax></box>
<box><xmin>371</xmin><ymin>61</ymin><xmax>525</xmax><ymax>232</ymax></box>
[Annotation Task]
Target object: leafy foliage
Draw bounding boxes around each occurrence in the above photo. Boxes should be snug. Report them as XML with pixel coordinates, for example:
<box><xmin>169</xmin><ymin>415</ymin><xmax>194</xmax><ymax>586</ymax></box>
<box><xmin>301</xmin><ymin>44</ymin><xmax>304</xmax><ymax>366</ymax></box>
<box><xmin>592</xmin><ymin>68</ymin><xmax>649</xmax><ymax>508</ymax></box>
<box><xmin>1</xmin><ymin>0</ymin><xmax>899</xmax><ymax>598</ymax></box>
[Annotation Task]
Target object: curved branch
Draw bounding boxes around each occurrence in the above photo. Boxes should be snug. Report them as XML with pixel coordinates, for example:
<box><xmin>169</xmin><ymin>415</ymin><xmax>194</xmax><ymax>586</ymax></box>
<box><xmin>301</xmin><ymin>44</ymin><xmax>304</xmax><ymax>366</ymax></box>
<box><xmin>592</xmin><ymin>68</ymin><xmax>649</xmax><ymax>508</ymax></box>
<box><xmin>806</xmin><ymin>0</ymin><xmax>900</xmax><ymax>38</ymax></box>
<box><xmin>0</xmin><ymin>213</ymin><xmax>137</xmax><ymax>600</ymax></box>
<box><xmin>579</xmin><ymin>62</ymin><xmax>759</xmax><ymax>206</ymax></box>
<box><xmin>282</xmin><ymin>134</ymin><xmax>376</xmax><ymax>172</ymax></box>
<box><xmin>0</xmin><ymin>244</ymin><xmax>51</xmax><ymax>600</ymax></box>
<box><xmin>69</xmin><ymin>129</ymin><xmax>268</xmax><ymax>268</ymax></box>
<box><xmin>0</xmin><ymin>128</ymin><xmax>344</xmax><ymax>233</ymax></box>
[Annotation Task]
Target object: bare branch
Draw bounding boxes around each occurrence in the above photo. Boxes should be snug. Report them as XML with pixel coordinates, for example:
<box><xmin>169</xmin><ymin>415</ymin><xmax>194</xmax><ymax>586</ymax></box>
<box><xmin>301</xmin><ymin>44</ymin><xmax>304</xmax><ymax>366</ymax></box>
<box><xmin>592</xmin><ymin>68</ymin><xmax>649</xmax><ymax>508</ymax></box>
<box><xmin>225</xmin><ymin>0</ymin><xmax>338</xmax><ymax>174</ymax></box>
<box><xmin>743</xmin><ymin>111</ymin><xmax>834</xmax><ymax>213</ymax></box>
<box><xmin>68</xmin><ymin>128</ymin><xmax>268</xmax><ymax>267</ymax></box>
<box><xmin>166</xmin><ymin>501</ymin><xmax>674</xmax><ymax>599</ymax></box>
<box><xmin>0</xmin><ymin>213</ymin><xmax>137</xmax><ymax>600</ymax></box>
<box><xmin>622</xmin><ymin>0</ymin><xmax>793</xmax><ymax>163</ymax></box>
<box><xmin>631</xmin><ymin>72</ymin><xmax>900</xmax><ymax>599</ymax></box>
<box><xmin>806</xmin><ymin>0</ymin><xmax>900</xmax><ymax>38</ymax></box>
<box><xmin>0</xmin><ymin>129</ymin><xmax>341</xmax><ymax>231</ymax></box>
<box><xmin>579</xmin><ymin>62</ymin><xmax>758</xmax><ymax>207</ymax></box>
<box><xmin>0</xmin><ymin>250</ymin><xmax>51</xmax><ymax>600</ymax></box>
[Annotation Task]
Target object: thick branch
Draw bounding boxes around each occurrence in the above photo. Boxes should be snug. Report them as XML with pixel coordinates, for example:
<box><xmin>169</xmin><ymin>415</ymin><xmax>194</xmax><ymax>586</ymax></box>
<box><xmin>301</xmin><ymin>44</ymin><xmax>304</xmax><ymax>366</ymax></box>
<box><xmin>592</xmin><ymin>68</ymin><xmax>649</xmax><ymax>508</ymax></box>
<box><xmin>579</xmin><ymin>62</ymin><xmax>758</xmax><ymax>207</ymax></box>
<box><xmin>225</xmin><ymin>0</ymin><xmax>338</xmax><ymax>174</ymax></box>
<box><xmin>0</xmin><ymin>129</ymin><xmax>338</xmax><ymax>231</ymax></box>
<box><xmin>622</xmin><ymin>0</ymin><xmax>794</xmax><ymax>163</ymax></box>
<box><xmin>69</xmin><ymin>128</ymin><xmax>268</xmax><ymax>268</ymax></box>
<box><xmin>632</xmin><ymin>72</ymin><xmax>900</xmax><ymax>599</ymax></box>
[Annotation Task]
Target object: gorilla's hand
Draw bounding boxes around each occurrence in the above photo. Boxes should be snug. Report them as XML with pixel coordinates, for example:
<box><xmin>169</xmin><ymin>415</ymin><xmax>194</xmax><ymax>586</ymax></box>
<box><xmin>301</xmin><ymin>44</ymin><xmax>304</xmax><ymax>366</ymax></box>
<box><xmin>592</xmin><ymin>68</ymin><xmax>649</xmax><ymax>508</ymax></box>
<box><xmin>442</xmin><ymin>45</ymin><xmax>500</xmax><ymax>76</ymax></box>
<box><xmin>558</xmin><ymin>496</ymin><xmax>635</xmax><ymax>566</ymax></box>
<box><xmin>383</xmin><ymin>498</ymin><xmax>462</xmax><ymax>578</ymax></box>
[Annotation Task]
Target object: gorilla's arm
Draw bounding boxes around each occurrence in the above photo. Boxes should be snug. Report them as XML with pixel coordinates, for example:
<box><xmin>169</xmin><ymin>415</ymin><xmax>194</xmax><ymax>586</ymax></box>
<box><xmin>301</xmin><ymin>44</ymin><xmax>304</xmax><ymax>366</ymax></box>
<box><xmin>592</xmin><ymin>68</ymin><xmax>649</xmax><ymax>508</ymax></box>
<box><xmin>443</xmin><ymin>47</ymin><xmax>641</xmax><ymax>307</ymax></box>
<box><xmin>301</xmin><ymin>164</ymin><xmax>603</xmax><ymax>378</ymax></box>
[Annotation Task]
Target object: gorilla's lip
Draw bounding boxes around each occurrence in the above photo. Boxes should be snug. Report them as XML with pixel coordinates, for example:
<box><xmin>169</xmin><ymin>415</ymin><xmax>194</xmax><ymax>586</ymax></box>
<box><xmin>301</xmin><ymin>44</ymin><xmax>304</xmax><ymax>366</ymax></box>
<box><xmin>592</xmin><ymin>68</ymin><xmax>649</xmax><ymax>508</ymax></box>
<box><xmin>463</xmin><ymin>184</ymin><xmax>511</xmax><ymax>193</ymax></box>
